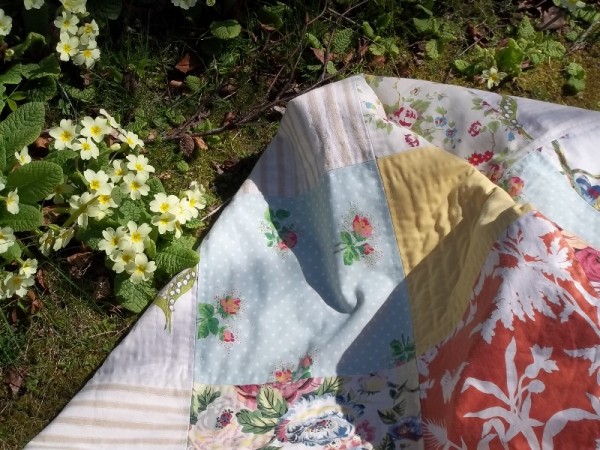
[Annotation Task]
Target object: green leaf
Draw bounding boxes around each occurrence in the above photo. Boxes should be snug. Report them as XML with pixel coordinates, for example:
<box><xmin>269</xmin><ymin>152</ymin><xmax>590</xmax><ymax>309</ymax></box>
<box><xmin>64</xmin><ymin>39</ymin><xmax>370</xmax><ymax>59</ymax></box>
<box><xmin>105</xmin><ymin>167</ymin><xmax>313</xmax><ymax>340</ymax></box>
<box><xmin>306</xmin><ymin>32</ymin><xmax>321</xmax><ymax>49</ymax></box>
<box><xmin>198</xmin><ymin>303</ymin><xmax>215</xmax><ymax>318</ymax></box>
<box><xmin>45</xmin><ymin>149</ymin><xmax>78</xmax><ymax>167</ymax></box>
<box><xmin>62</xmin><ymin>84</ymin><xmax>96</xmax><ymax>103</ymax></box>
<box><xmin>413</xmin><ymin>17</ymin><xmax>435</xmax><ymax>35</ymax></box>
<box><xmin>7</xmin><ymin>161</ymin><xmax>63</xmax><ymax>203</ymax></box>
<box><xmin>7</xmin><ymin>33</ymin><xmax>46</xmax><ymax>59</ymax></box>
<box><xmin>495</xmin><ymin>38</ymin><xmax>524</xmax><ymax>77</ymax></box>
<box><xmin>517</xmin><ymin>16</ymin><xmax>536</xmax><ymax>41</ymax></box>
<box><xmin>146</xmin><ymin>177</ymin><xmax>165</xmax><ymax>196</ymax></box>
<box><xmin>236</xmin><ymin>410</ymin><xmax>278</xmax><ymax>434</ymax></box>
<box><xmin>0</xmin><ymin>65</ymin><xmax>24</xmax><ymax>85</ymax></box>
<box><xmin>256</xmin><ymin>386</ymin><xmax>288</xmax><ymax>418</ymax></box>
<box><xmin>0</xmin><ymin>204</ymin><xmax>42</xmax><ymax>231</ymax></box>
<box><xmin>566</xmin><ymin>62</ymin><xmax>585</xmax><ymax>77</ymax></box>
<box><xmin>566</xmin><ymin>76</ymin><xmax>586</xmax><ymax>94</ymax></box>
<box><xmin>331</xmin><ymin>28</ymin><xmax>353</xmax><ymax>54</ymax></box>
<box><xmin>362</xmin><ymin>21</ymin><xmax>375</xmax><ymax>39</ymax></box>
<box><xmin>185</xmin><ymin>75</ymin><xmax>203</xmax><ymax>93</ymax></box>
<box><xmin>375</xmin><ymin>12</ymin><xmax>393</xmax><ymax>30</ymax></box>
<box><xmin>539</xmin><ymin>39</ymin><xmax>565</xmax><ymax>59</ymax></box>
<box><xmin>88</xmin><ymin>0</ymin><xmax>122</xmax><ymax>19</ymax></box>
<box><xmin>114</xmin><ymin>276</ymin><xmax>156</xmax><ymax>312</ymax></box>
<box><xmin>184</xmin><ymin>218</ymin><xmax>203</xmax><ymax>230</ymax></box>
<box><xmin>325</xmin><ymin>61</ymin><xmax>337</xmax><ymax>75</ymax></box>
<box><xmin>155</xmin><ymin>241</ymin><xmax>200</xmax><ymax>277</ymax></box>
<box><xmin>0</xmin><ymin>102</ymin><xmax>45</xmax><ymax>170</ymax></box>
<box><xmin>2</xmin><ymin>241</ymin><xmax>22</xmax><ymax>262</ymax></box>
<box><xmin>26</xmin><ymin>77</ymin><xmax>58</xmax><ymax>102</ymax></box>
<box><xmin>210</xmin><ymin>20</ymin><xmax>242</xmax><ymax>39</ymax></box>
<box><xmin>315</xmin><ymin>376</ymin><xmax>343</xmax><ymax>396</ymax></box>
<box><xmin>114</xmin><ymin>199</ymin><xmax>151</xmax><ymax>226</ymax></box>
<box><xmin>453</xmin><ymin>59</ymin><xmax>471</xmax><ymax>74</ymax></box>
<box><xmin>25</xmin><ymin>55</ymin><xmax>61</xmax><ymax>80</ymax></box>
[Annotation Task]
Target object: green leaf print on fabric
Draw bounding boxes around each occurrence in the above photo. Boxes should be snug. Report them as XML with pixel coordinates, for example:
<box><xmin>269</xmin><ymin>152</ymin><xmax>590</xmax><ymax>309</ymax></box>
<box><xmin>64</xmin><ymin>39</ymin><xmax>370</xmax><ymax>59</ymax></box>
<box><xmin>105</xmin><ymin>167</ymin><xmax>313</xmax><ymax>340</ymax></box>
<box><xmin>154</xmin><ymin>268</ymin><xmax>197</xmax><ymax>332</ymax></box>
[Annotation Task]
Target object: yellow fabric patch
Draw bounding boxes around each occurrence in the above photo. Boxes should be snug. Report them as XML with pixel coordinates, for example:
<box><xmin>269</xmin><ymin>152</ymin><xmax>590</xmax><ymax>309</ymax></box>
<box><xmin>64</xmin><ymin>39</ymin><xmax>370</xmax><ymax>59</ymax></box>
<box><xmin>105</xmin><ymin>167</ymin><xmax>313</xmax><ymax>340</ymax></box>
<box><xmin>377</xmin><ymin>147</ymin><xmax>531</xmax><ymax>354</ymax></box>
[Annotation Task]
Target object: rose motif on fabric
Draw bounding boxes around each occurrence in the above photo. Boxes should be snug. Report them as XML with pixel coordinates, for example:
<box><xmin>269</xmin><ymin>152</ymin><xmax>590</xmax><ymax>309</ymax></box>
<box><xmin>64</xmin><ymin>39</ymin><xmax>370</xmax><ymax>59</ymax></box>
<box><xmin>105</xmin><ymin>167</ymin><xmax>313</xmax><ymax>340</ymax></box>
<box><xmin>261</xmin><ymin>208</ymin><xmax>299</xmax><ymax>256</ymax></box>
<box><xmin>506</xmin><ymin>176</ymin><xmax>524</xmax><ymax>197</ymax></box>
<box><xmin>236</xmin><ymin>377</ymin><xmax>323</xmax><ymax>409</ymax></box>
<box><xmin>336</xmin><ymin>212</ymin><xmax>379</xmax><ymax>266</ymax></box>
<box><xmin>404</xmin><ymin>133</ymin><xmax>420</xmax><ymax>148</ymax></box>
<box><xmin>468</xmin><ymin>120</ymin><xmax>482</xmax><ymax>137</ymax></box>
<box><xmin>275</xmin><ymin>395</ymin><xmax>355</xmax><ymax>446</ymax></box>
<box><xmin>388</xmin><ymin>106</ymin><xmax>418</xmax><ymax>128</ymax></box>
<box><xmin>575</xmin><ymin>247</ymin><xmax>600</xmax><ymax>282</ymax></box>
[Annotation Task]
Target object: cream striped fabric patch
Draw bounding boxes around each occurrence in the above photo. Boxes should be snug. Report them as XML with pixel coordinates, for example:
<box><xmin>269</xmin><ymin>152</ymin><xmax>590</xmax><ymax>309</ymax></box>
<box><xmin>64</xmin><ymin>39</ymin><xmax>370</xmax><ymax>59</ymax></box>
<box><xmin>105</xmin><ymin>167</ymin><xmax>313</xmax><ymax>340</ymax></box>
<box><xmin>26</xmin><ymin>273</ymin><xmax>199</xmax><ymax>449</ymax></box>
<box><xmin>242</xmin><ymin>75</ymin><xmax>373</xmax><ymax>197</ymax></box>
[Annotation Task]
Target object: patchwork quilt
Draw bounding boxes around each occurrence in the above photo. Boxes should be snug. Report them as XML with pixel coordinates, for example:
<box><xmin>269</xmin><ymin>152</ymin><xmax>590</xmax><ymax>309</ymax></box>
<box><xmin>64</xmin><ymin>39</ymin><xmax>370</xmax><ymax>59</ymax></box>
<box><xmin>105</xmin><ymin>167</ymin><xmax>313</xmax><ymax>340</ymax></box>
<box><xmin>27</xmin><ymin>75</ymin><xmax>600</xmax><ymax>449</ymax></box>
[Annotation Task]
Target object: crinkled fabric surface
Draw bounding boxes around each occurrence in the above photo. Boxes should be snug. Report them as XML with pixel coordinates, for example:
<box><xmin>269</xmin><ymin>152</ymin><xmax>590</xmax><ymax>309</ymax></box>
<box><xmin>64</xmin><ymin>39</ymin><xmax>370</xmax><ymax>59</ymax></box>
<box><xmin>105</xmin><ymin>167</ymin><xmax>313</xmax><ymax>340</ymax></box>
<box><xmin>28</xmin><ymin>75</ymin><xmax>600</xmax><ymax>449</ymax></box>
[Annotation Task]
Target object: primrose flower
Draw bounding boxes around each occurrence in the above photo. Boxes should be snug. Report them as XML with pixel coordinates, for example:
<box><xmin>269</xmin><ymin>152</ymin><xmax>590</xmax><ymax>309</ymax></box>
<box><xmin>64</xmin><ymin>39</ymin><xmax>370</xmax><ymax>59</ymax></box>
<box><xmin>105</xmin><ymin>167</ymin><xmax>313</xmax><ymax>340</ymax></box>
<box><xmin>175</xmin><ymin>198</ymin><xmax>194</xmax><ymax>222</ymax></box>
<box><xmin>60</xmin><ymin>0</ymin><xmax>87</xmax><ymax>14</ymax></box>
<box><xmin>54</xmin><ymin>12</ymin><xmax>79</xmax><ymax>35</ymax></box>
<box><xmin>78</xmin><ymin>20</ymin><xmax>99</xmax><ymax>44</ymax></box>
<box><xmin>120</xmin><ymin>221</ymin><xmax>151</xmax><ymax>254</ymax></box>
<box><xmin>149</xmin><ymin>193</ymin><xmax>179</xmax><ymax>215</ymax></box>
<box><xmin>111</xmin><ymin>248</ymin><xmax>137</xmax><ymax>273</ymax></box>
<box><xmin>5</xmin><ymin>189</ymin><xmax>19</xmax><ymax>214</ymax></box>
<box><xmin>99</xmin><ymin>109</ymin><xmax>121</xmax><ymax>129</ymax></box>
<box><xmin>49</xmin><ymin>119</ymin><xmax>78</xmax><ymax>150</ymax></box>
<box><xmin>38</xmin><ymin>230</ymin><xmax>55</xmax><ymax>256</ymax></box>
<box><xmin>72</xmin><ymin>137</ymin><xmax>99</xmax><ymax>160</ymax></box>
<box><xmin>0</xmin><ymin>9</ymin><xmax>13</xmax><ymax>37</ymax></box>
<box><xmin>481</xmin><ymin>67</ymin><xmax>507</xmax><ymax>90</ymax></box>
<box><xmin>80</xmin><ymin>116</ymin><xmax>109</xmax><ymax>142</ymax></box>
<box><xmin>24</xmin><ymin>0</ymin><xmax>45</xmax><ymax>9</ymax></box>
<box><xmin>98</xmin><ymin>227</ymin><xmax>126</xmax><ymax>255</ymax></box>
<box><xmin>57</xmin><ymin>33</ymin><xmax>81</xmax><ymax>61</ymax></box>
<box><xmin>84</xmin><ymin>169</ymin><xmax>110</xmax><ymax>192</ymax></box>
<box><xmin>68</xmin><ymin>191</ymin><xmax>97</xmax><ymax>228</ymax></box>
<box><xmin>121</xmin><ymin>172</ymin><xmax>150</xmax><ymax>200</ymax></box>
<box><xmin>95</xmin><ymin>185</ymin><xmax>119</xmax><ymax>211</ymax></box>
<box><xmin>19</xmin><ymin>258</ymin><xmax>38</xmax><ymax>277</ymax></box>
<box><xmin>119</xmin><ymin>131</ymin><xmax>144</xmax><ymax>150</ymax></box>
<box><xmin>108</xmin><ymin>159</ymin><xmax>127</xmax><ymax>183</ymax></box>
<box><xmin>186</xmin><ymin>182</ymin><xmax>207</xmax><ymax>211</ymax></box>
<box><xmin>152</xmin><ymin>213</ymin><xmax>176</xmax><ymax>234</ymax></box>
<box><xmin>0</xmin><ymin>227</ymin><xmax>15</xmax><ymax>254</ymax></box>
<box><xmin>73</xmin><ymin>40</ymin><xmax>100</xmax><ymax>68</ymax></box>
<box><xmin>53</xmin><ymin>227</ymin><xmax>75</xmax><ymax>251</ymax></box>
<box><xmin>171</xmin><ymin>0</ymin><xmax>199</xmax><ymax>10</ymax></box>
<box><xmin>4</xmin><ymin>273</ymin><xmax>34</xmax><ymax>297</ymax></box>
<box><xmin>126</xmin><ymin>154</ymin><xmax>155</xmax><ymax>175</ymax></box>
<box><xmin>15</xmin><ymin>147</ymin><xmax>32</xmax><ymax>165</ymax></box>
<box><xmin>126</xmin><ymin>253</ymin><xmax>157</xmax><ymax>283</ymax></box>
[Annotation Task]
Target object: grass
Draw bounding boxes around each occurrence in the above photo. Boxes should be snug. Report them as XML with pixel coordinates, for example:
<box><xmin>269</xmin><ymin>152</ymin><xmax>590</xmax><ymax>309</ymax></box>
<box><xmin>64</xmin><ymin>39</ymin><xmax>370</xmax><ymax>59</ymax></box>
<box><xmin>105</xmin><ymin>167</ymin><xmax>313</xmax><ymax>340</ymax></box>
<box><xmin>1</xmin><ymin>0</ymin><xmax>600</xmax><ymax>447</ymax></box>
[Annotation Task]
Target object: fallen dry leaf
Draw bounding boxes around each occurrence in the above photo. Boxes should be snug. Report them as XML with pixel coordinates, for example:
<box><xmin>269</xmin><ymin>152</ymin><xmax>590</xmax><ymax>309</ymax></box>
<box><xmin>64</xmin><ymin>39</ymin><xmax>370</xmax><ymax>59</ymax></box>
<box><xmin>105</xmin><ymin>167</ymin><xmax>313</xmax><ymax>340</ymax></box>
<box><xmin>4</xmin><ymin>367</ymin><xmax>25</xmax><ymax>397</ymax></box>
<box><xmin>27</xmin><ymin>289</ymin><xmax>43</xmax><ymax>314</ymax></box>
<box><xmin>311</xmin><ymin>47</ymin><xmax>325</xmax><ymax>64</ymax></box>
<box><xmin>36</xmin><ymin>268</ymin><xmax>47</xmax><ymax>290</ymax></box>
<box><xmin>193</xmin><ymin>136</ymin><xmax>208</xmax><ymax>151</ymax></box>
<box><xmin>222</xmin><ymin>111</ymin><xmax>236</xmax><ymax>127</ymax></box>
<box><xmin>175</xmin><ymin>53</ymin><xmax>199</xmax><ymax>74</ymax></box>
